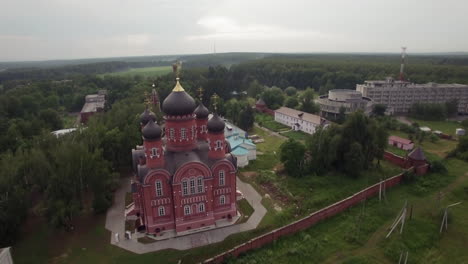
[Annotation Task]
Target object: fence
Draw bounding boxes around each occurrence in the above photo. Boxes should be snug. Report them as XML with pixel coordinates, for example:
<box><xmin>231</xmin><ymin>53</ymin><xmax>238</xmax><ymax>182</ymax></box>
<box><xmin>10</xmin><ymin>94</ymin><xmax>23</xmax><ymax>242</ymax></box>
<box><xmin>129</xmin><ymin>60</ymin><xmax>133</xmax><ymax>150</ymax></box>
<box><xmin>203</xmin><ymin>172</ymin><xmax>405</xmax><ymax>263</ymax></box>
<box><xmin>383</xmin><ymin>151</ymin><xmax>408</xmax><ymax>168</ymax></box>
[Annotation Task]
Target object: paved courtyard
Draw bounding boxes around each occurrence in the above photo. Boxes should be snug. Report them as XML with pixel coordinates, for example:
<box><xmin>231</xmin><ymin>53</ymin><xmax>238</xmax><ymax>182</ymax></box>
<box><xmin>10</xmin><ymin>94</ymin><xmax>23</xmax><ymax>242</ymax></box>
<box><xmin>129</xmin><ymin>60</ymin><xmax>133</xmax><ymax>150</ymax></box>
<box><xmin>105</xmin><ymin>176</ymin><xmax>266</xmax><ymax>254</ymax></box>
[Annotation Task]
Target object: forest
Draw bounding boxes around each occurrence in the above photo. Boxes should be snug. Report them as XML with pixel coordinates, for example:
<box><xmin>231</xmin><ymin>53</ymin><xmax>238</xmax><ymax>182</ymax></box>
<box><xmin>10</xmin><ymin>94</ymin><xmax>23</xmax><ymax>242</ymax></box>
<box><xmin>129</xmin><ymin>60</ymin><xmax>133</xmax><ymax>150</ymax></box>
<box><xmin>2</xmin><ymin>52</ymin><xmax>468</xmax><ymax>247</ymax></box>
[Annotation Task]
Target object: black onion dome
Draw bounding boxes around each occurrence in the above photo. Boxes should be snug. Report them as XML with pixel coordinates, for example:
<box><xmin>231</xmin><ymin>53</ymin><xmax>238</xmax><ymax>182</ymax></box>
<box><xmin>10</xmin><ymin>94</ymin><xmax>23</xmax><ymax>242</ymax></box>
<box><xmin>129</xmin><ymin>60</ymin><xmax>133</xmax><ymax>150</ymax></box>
<box><xmin>162</xmin><ymin>79</ymin><xmax>196</xmax><ymax>116</ymax></box>
<box><xmin>142</xmin><ymin>120</ymin><xmax>162</xmax><ymax>141</ymax></box>
<box><xmin>208</xmin><ymin>114</ymin><xmax>225</xmax><ymax>133</ymax></box>
<box><xmin>140</xmin><ymin>108</ymin><xmax>156</xmax><ymax>125</ymax></box>
<box><xmin>194</xmin><ymin>103</ymin><xmax>209</xmax><ymax>119</ymax></box>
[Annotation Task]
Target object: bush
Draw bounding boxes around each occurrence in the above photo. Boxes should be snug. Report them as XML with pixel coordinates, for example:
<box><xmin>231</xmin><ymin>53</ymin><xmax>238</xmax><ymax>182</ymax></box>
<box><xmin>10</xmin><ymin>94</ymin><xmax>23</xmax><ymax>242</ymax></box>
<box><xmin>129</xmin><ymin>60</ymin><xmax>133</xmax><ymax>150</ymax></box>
<box><xmin>430</xmin><ymin>160</ymin><xmax>447</xmax><ymax>173</ymax></box>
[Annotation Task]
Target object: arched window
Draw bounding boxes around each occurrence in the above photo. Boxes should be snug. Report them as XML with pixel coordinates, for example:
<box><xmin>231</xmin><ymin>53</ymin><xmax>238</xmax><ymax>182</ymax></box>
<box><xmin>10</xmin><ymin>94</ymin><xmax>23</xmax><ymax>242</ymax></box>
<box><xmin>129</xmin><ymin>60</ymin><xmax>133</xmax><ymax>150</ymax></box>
<box><xmin>190</xmin><ymin>178</ymin><xmax>196</xmax><ymax>194</ymax></box>
<box><xmin>155</xmin><ymin>180</ymin><xmax>163</xmax><ymax>197</ymax></box>
<box><xmin>169</xmin><ymin>128</ymin><xmax>175</xmax><ymax>140</ymax></box>
<box><xmin>216</xmin><ymin>140</ymin><xmax>223</xmax><ymax>150</ymax></box>
<box><xmin>158</xmin><ymin>206</ymin><xmax>165</xmax><ymax>216</ymax></box>
<box><xmin>191</xmin><ymin>125</ymin><xmax>196</xmax><ymax>139</ymax></box>
<box><xmin>182</xmin><ymin>179</ymin><xmax>188</xmax><ymax>196</ymax></box>
<box><xmin>198</xmin><ymin>203</ymin><xmax>205</xmax><ymax>212</ymax></box>
<box><xmin>181</xmin><ymin>128</ymin><xmax>187</xmax><ymax>140</ymax></box>
<box><xmin>220</xmin><ymin>195</ymin><xmax>226</xmax><ymax>205</ymax></box>
<box><xmin>184</xmin><ymin>205</ymin><xmax>191</xmax><ymax>215</ymax></box>
<box><xmin>219</xmin><ymin>170</ymin><xmax>225</xmax><ymax>186</ymax></box>
<box><xmin>197</xmin><ymin>176</ymin><xmax>204</xmax><ymax>193</ymax></box>
<box><xmin>151</xmin><ymin>147</ymin><xmax>159</xmax><ymax>157</ymax></box>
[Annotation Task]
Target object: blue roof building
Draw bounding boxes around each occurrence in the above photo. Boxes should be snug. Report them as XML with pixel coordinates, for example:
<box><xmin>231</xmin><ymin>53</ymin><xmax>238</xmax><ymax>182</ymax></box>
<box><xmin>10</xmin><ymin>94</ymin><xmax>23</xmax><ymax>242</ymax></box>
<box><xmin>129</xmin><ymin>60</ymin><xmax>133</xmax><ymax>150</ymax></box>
<box><xmin>225</xmin><ymin>121</ymin><xmax>257</xmax><ymax>168</ymax></box>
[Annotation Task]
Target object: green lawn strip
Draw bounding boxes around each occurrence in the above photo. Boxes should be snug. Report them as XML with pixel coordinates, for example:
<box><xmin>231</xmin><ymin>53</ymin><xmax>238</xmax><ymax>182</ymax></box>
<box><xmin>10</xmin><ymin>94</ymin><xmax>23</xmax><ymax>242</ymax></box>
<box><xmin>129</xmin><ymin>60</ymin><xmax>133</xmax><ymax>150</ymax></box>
<box><xmin>255</xmin><ymin>113</ymin><xmax>289</xmax><ymax>132</ymax></box>
<box><xmin>99</xmin><ymin>66</ymin><xmax>172</xmax><ymax>78</ymax></box>
<box><xmin>281</xmin><ymin>130</ymin><xmax>310</xmax><ymax>142</ymax></box>
<box><xmin>228</xmin><ymin>158</ymin><xmax>468</xmax><ymax>264</ymax></box>
<box><xmin>407</xmin><ymin>117</ymin><xmax>461</xmax><ymax>136</ymax></box>
<box><xmin>236</xmin><ymin>198</ymin><xmax>255</xmax><ymax>224</ymax></box>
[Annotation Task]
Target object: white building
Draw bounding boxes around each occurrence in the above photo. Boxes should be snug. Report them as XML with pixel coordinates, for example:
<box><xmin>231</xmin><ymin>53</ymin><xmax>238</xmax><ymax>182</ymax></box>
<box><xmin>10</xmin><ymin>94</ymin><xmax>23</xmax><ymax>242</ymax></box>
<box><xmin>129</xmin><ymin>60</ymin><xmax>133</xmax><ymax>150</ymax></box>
<box><xmin>356</xmin><ymin>77</ymin><xmax>468</xmax><ymax>114</ymax></box>
<box><xmin>317</xmin><ymin>89</ymin><xmax>373</xmax><ymax>118</ymax></box>
<box><xmin>274</xmin><ymin>107</ymin><xmax>326</xmax><ymax>135</ymax></box>
<box><xmin>224</xmin><ymin>121</ymin><xmax>257</xmax><ymax>168</ymax></box>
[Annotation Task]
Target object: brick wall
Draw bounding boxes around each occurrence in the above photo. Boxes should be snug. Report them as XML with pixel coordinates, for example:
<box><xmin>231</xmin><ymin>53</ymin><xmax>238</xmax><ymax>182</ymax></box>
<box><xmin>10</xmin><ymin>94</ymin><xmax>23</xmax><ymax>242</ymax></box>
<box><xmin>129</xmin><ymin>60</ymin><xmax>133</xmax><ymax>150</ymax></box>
<box><xmin>203</xmin><ymin>172</ymin><xmax>405</xmax><ymax>264</ymax></box>
<box><xmin>383</xmin><ymin>151</ymin><xmax>408</xmax><ymax>168</ymax></box>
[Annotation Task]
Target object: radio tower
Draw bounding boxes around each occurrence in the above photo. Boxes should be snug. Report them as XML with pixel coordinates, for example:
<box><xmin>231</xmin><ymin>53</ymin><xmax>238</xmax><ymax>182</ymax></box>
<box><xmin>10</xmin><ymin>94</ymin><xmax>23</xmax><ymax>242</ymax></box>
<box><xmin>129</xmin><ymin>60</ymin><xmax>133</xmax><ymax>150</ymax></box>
<box><xmin>399</xmin><ymin>47</ymin><xmax>407</xmax><ymax>81</ymax></box>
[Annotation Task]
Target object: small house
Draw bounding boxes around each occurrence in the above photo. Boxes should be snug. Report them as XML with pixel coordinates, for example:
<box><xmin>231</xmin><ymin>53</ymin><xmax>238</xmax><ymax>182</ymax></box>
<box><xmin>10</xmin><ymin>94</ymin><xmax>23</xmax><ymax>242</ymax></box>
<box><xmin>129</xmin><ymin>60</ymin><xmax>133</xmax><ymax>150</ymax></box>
<box><xmin>388</xmin><ymin>135</ymin><xmax>414</xmax><ymax>151</ymax></box>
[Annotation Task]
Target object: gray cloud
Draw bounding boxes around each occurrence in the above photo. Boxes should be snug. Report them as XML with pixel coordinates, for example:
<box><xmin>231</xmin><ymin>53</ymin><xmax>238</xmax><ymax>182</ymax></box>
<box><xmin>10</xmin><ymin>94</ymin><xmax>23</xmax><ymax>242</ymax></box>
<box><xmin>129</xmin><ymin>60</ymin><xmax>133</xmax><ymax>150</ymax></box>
<box><xmin>1</xmin><ymin>0</ymin><xmax>467</xmax><ymax>61</ymax></box>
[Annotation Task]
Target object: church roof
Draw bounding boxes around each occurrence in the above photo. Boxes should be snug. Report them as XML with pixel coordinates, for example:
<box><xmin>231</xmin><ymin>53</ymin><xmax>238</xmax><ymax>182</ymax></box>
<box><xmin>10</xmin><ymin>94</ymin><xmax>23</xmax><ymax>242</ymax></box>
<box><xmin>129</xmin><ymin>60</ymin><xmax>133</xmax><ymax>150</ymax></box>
<box><xmin>142</xmin><ymin>120</ymin><xmax>162</xmax><ymax>141</ymax></box>
<box><xmin>140</xmin><ymin>108</ymin><xmax>156</xmax><ymax>125</ymax></box>
<box><xmin>408</xmin><ymin>147</ymin><xmax>426</xmax><ymax>161</ymax></box>
<box><xmin>162</xmin><ymin>79</ymin><xmax>196</xmax><ymax>116</ymax></box>
<box><xmin>208</xmin><ymin>114</ymin><xmax>225</xmax><ymax>133</ymax></box>
<box><xmin>194</xmin><ymin>103</ymin><xmax>209</xmax><ymax>119</ymax></box>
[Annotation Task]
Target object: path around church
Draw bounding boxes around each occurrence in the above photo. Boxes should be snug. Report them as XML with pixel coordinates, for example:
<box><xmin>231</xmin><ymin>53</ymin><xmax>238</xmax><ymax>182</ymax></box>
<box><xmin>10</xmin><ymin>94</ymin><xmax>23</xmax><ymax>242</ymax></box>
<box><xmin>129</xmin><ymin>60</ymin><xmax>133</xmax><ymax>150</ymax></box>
<box><xmin>105</xmin><ymin>176</ymin><xmax>267</xmax><ymax>254</ymax></box>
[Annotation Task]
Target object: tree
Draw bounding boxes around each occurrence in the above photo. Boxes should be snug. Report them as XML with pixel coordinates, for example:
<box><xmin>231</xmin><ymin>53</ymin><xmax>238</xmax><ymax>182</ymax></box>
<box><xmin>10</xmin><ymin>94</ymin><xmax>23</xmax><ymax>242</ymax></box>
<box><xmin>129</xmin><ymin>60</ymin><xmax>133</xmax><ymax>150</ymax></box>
<box><xmin>238</xmin><ymin>106</ymin><xmax>255</xmax><ymax>131</ymax></box>
<box><xmin>284</xmin><ymin>86</ymin><xmax>297</xmax><ymax>96</ymax></box>
<box><xmin>280</xmin><ymin>139</ymin><xmax>306</xmax><ymax>177</ymax></box>
<box><xmin>372</xmin><ymin>104</ymin><xmax>387</xmax><ymax>116</ymax></box>
<box><xmin>344</xmin><ymin>142</ymin><xmax>365</xmax><ymax>177</ymax></box>
<box><xmin>247</xmin><ymin>80</ymin><xmax>265</xmax><ymax>98</ymax></box>
<box><xmin>300</xmin><ymin>88</ymin><xmax>319</xmax><ymax>114</ymax></box>
<box><xmin>261</xmin><ymin>87</ymin><xmax>285</xmax><ymax>110</ymax></box>
<box><xmin>39</xmin><ymin>108</ymin><xmax>63</xmax><ymax>130</ymax></box>
<box><xmin>284</xmin><ymin>97</ymin><xmax>299</xmax><ymax>108</ymax></box>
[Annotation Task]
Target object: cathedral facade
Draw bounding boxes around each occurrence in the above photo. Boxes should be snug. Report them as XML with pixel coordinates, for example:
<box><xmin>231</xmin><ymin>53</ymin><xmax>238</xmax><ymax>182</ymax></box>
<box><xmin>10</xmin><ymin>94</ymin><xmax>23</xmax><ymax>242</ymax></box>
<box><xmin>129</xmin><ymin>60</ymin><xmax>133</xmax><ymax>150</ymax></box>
<box><xmin>127</xmin><ymin>78</ymin><xmax>238</xmax><ymax>236</ymax></box>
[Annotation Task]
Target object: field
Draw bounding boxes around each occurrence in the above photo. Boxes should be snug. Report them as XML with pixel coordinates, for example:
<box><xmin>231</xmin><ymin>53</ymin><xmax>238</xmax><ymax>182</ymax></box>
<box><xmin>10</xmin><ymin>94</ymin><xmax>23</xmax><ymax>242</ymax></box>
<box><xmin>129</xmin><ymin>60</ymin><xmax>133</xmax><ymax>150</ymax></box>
<box><xmin>281</xmin><ymin>130</ymin><xmax>310</xmax><ymax>142</ymax></box>
<box><xmin>407</xmin><ymin>117</ymin><xmax>461</xmax><ymax>136</ymax></box>
<box><xmin>254</xmin><ymin>113</ymin><xmax>289</xmax><ymax>132</ymax></box>
<box><xmin>99</xmin><ymin>66</ymin><xmax>172</xmax><ymax>78</ymax></box>
<box><xmin>229</xmin><ymin>158</ymin><xmax>468</xmax><ymax>264</ymax></box>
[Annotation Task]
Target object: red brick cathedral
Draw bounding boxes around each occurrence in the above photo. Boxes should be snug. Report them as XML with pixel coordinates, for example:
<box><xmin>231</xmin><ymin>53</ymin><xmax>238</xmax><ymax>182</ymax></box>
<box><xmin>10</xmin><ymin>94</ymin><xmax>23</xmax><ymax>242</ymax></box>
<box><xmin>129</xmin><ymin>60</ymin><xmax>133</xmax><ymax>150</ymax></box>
<box><xmin>128</xmin><ymin>78</ymin><xmax>238</xmax><ymax>236</ymax></box>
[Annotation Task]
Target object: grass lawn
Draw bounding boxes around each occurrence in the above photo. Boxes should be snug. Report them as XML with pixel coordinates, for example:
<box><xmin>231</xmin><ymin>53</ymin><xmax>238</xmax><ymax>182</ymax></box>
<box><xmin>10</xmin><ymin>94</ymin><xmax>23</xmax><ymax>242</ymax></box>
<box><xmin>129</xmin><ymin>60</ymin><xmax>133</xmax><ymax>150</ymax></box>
<box><xmin>255</xmin><ymin>113</ymin><xmax>289</xmax><ymax>132</ymax></box>
<box><xmin>99</xmin><ymin>66</ymin><xmax>172</xmax><ymax>78</ymax></box>
<box><xmin>387</xmin><ymin>144</ymin><xmax>409</xmax><ymax>157</ymax></box>
<box><xmin>408</xmin><ymin>117</ymin><xmax>461</xmax><ymax>136</ymax></box>
<box><xmin>61</xmin><ymin>113</ymin><xmax>77</xmax><ymax>128</ymax></box>
<box><xmin>228</xmin><ymin>158</ymin><xmax>468</xmax><ymax>264</ymax></box>
<box><xmin>236</xmin><ymin>199</ymin><xmax>255</xmax><ymax>224</ymax></box>
<box><xmin>281</xmin><ymin>130</ymin><xmax>310</xmax><ymax>142</ymax></box>
<box><xmin>388</xmin><ymin>130</ymin><xmax>458</xmax><ymax>159</ymax></box>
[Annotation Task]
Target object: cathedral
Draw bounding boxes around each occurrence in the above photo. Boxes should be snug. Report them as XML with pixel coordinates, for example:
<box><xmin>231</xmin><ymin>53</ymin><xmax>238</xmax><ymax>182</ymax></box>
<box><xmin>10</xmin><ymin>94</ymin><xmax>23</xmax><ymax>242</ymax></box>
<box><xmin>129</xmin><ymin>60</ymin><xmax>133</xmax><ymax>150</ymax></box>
<box><xmin>127</xmin><ymin>78</ymin><xmax>238</xmax><ymax>236</ymax></box>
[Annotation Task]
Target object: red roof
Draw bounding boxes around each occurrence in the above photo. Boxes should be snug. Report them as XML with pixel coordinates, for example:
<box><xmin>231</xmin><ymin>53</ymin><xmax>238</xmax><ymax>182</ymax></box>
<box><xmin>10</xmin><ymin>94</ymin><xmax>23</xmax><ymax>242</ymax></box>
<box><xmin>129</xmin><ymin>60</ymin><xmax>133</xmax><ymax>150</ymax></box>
<box><xmin>388</xmin><ymin>135</ymin><xmax>412</xmax><ymax>145</ymax></box>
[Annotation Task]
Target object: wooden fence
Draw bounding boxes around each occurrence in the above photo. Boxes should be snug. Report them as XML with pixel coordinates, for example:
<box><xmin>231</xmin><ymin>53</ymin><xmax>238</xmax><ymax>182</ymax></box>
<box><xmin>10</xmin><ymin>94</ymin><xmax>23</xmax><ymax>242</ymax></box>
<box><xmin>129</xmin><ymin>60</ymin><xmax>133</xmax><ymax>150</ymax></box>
<box><xmin>203</xmin><ymin>172</ymin><xmax>406</xmax><ymax>263</ymax></box>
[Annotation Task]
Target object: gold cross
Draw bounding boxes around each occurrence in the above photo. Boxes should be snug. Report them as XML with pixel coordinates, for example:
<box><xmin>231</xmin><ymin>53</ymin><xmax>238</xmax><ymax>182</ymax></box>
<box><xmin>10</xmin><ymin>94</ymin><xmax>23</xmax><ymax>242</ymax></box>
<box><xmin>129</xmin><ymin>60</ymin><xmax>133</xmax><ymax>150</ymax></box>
<box><xmin>197</xmin><ymin>87</ymin><xmax>204</xmax><ymax>101</ymax></box>
<box><xmin>144</xmin><ymin>91</ymin><xmax>152</xmax><ymax>107</ymax></box>
<box><xmin>212</xmin><ymin>93</ymin><xmax>219</xmax><ymax>111</ymax></box>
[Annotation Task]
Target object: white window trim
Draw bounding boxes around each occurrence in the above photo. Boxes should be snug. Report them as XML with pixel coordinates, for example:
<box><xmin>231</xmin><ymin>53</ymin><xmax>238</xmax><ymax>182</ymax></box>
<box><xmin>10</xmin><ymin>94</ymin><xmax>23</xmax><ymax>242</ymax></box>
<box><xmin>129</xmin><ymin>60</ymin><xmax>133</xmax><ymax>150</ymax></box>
<box><xmin>182</xmin><ymin>178</ymin><xmax>188</xmax><ymax>196</ymax></box>
<box><xmin>181</xmin><ymin>128</ymin><xmax>187</xmax><ymax>140</ymax></box>
<box><xmin>155</xmin><ymin>180</ymin><xmax>163</xmax><ymax>197</ymax></box>
<box><xmin>184</xmin><ymin>205</ymin><xmax>191</xmax><ymax>215</ymax></box>
<box><xmin>197</xmin><ymin>176</ymin><xmax>204</xmax><ymax>193</ymax></box>
<box><xmin>169</xmin><ymin>128</ymin><xmax>175</xmax><ymax>140</ymax></box>
<box><xmin>220</xmin><ymin>195</ymin><xmax>226</xmax><ymax>205</ymax></box>
<box><xmin>189</xmin><ymin>177</ymin><xmax>196</xmax><ymax>194</ymax></box>
<box><xmin>198</xmin><ymin>203</ymin><xmax>205</xmax><ymax>212</ymax></box>
<box><xmin>219</xmin><ymin>170</ymin><xmax>225</xmax><ymax>186</ymax></box>
<box><xmin>158</xmin><ymin>206</ymin><xmax>165</xmax><ymax>216</ymax></box>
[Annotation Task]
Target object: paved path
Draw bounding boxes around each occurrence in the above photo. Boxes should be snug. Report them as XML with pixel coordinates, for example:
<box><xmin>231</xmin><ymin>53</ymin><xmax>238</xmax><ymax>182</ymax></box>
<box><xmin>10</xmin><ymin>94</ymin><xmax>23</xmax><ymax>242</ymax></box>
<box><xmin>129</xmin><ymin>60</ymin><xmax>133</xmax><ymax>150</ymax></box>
<box><xmin>105</xmin><ymin>176</ymin><xmax>266</xmax><ymax>254</ymax></box>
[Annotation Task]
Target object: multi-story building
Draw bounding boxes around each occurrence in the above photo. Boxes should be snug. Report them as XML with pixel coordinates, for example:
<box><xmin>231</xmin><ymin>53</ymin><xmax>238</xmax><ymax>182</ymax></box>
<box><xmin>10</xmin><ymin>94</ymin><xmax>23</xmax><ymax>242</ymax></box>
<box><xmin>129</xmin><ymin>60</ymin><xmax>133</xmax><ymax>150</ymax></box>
<box><xmin>127</xmin><ymin>78</ymin><xmax>238</xmax><ymax>237</ymax></box>
<box><xmin>80</xmin><ymin>90</ymin><xmax>107</xmax><ymax>123</ymax></box>
<box><xmin>356</xmin><ymin>77</ymin><xmax>468</xmax><ymax>114</ymax></box>
<box><xmin>317</xmin><ymin>89</ymin><xmax>373</xmax><ymax>118</ymax></box>
<box><xmin>274</xmin><ymin>107</ymin><xmax>326</xmax><ymax>135</ymax></box>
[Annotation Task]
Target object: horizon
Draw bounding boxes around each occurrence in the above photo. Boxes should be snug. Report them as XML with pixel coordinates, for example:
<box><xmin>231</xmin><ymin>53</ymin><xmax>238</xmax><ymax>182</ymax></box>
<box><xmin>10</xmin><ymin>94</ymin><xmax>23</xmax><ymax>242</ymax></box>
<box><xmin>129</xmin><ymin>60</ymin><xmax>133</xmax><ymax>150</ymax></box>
<box><xmin>2</xmin><ymin>0</ymin><xmax>468</xmax><ymax>61</ymax></box>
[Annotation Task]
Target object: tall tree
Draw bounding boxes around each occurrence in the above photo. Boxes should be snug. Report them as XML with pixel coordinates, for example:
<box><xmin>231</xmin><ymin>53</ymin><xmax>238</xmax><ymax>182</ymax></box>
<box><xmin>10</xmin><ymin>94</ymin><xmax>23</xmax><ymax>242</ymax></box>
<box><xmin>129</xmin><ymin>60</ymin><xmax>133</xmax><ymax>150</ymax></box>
<box><xmin>280</xmin><ymin>139</ymin><xmax>306</xmax><ymax>177</ymax></box>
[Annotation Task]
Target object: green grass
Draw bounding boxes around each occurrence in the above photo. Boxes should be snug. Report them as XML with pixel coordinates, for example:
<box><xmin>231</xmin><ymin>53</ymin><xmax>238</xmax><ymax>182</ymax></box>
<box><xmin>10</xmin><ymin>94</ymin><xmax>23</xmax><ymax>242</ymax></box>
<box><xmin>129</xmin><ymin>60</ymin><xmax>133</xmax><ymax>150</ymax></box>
<box><xmin>255</xmin><ymin>113</ymin><xmax>289</xmax><ymax>132</ymax></box>
<box><xmin>389</xmin><ymin>130</ymin><xmax>458</xmax><ymax>159</ymax></box>
<box><xmin>61</xmin><ymin>114</ymin><xmax>77</xmax><ymax>128</ymax></box>
<box><xmin>228</xmin><ymin>158</ymin><xmax>468</xmax><ymax>264</ymax></box>
<box><xmin>408</xmin><ymin>117</ymin><xmax>461</xmax><ymax>136</ymax></box>
<box><xmin>237</xmin><ymin>199</ymin><xmax>254</xmax><ymax>224</ymax></box>
<box><xmin>99</xmin><ymin>66</ymin><xmax>172</xmax><ymax>78</ymax></box>
<box><xmin>387</xmin><ymin>145</ymin><xmax>409</xmax><ymax>157</ymax></box>
<box><xmin>282</xmin><ymin>130</ymin><xmax>310</xmax><ymax>142</ymax></box>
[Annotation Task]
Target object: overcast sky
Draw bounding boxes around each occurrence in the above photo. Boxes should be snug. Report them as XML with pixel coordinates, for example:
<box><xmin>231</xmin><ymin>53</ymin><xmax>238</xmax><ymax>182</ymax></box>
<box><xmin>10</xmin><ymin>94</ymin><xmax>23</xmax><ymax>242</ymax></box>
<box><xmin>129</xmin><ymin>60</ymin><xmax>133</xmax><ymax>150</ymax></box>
<box><xmin>1</xmin><ymin>0</ymin><xmax>467</xmax><ymax>61</ymax></box>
